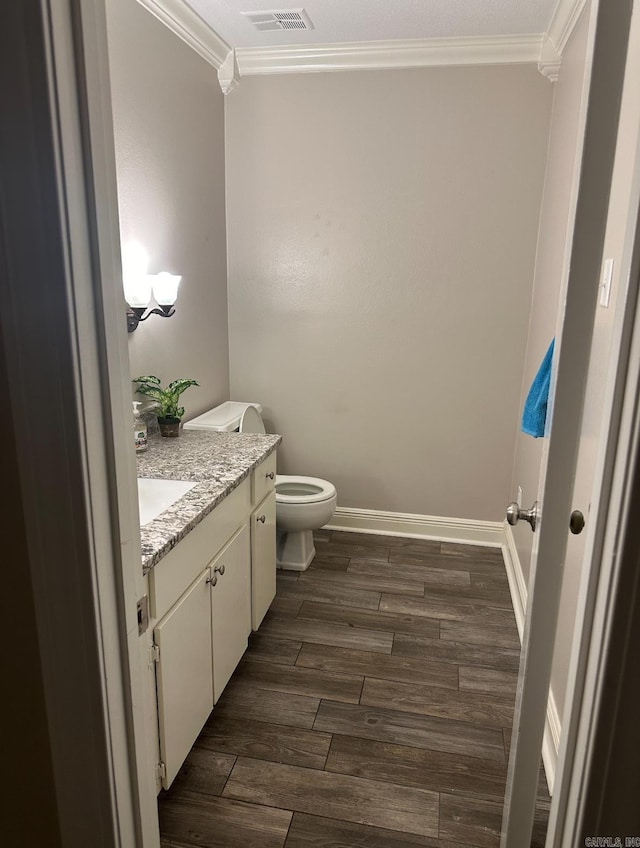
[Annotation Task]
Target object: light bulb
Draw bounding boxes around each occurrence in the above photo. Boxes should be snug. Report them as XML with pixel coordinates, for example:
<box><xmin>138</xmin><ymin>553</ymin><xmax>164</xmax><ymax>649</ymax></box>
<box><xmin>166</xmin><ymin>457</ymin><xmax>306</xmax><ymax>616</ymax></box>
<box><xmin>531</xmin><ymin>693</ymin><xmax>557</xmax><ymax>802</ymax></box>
<box><xmin>152</xmin><ymin>272</ymin><xmax>181</xmax><ymax>306</ymax></box>
<box><xmin>122</xmin><ymin>242</ymin><xmax>151</xmax><ymax>307</ymax></box>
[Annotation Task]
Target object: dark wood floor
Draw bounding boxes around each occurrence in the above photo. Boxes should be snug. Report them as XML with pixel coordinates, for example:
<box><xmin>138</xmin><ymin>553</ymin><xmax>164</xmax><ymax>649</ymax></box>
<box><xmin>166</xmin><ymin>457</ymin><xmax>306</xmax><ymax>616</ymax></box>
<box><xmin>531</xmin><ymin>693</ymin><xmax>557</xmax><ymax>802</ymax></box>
<box><xmin>159</xmin><ymin>530</ymin><xmax>551</xmax><ymax>847</ymax></box>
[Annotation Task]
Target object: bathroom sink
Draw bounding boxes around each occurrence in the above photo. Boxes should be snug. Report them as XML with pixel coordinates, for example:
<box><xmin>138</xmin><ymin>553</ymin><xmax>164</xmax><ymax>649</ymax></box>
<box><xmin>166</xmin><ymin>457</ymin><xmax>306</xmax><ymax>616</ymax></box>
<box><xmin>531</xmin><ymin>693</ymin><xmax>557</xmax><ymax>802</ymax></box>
<box><xmin>137</xmin><ymin>478</ymin><xmax>196</xmax><ymax>526</ymax></box>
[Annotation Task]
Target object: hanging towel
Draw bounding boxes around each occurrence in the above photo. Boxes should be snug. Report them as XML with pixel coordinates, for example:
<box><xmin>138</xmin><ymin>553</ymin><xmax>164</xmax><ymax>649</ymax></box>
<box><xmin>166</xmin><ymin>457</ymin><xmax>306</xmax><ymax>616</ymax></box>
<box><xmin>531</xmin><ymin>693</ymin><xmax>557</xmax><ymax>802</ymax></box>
<box><xmin>521</xmin><ymin>338</ymin><xmax>555</xmax><ymax>438</ymax></box>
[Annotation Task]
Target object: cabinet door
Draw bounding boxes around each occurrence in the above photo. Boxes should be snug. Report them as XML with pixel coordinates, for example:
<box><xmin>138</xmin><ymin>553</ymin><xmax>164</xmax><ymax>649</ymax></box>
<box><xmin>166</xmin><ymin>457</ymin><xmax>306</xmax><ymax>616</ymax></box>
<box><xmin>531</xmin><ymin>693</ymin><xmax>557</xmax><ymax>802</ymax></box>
<box><xmin>251</xmin><ymin>489</ymin><xmax>277</xmax><ymax>630</ymax></box>
<box><xmin>154</xmin><ymin>570</ymin><xmax>213</xmax><ymax>788</ymax></box>
<box><xmin>211</xmin><ymin>524</ymin><xmax>251</xmax><ymax>701</ymax></box>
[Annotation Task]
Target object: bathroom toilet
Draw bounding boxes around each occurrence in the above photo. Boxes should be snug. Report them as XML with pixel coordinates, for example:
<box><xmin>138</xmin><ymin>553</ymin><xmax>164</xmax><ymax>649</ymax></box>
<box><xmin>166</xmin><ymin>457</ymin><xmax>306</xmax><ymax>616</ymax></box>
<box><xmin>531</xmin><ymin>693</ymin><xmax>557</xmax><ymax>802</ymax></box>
<box><xmin>271</xmin><ymin>475</ymin><xmax>337</xmax><ymax>571</ymax></box>
<box><xmin>184</xmin><ymin>402</ymin><xmax>337</xmax><ymax>571</ymax></box>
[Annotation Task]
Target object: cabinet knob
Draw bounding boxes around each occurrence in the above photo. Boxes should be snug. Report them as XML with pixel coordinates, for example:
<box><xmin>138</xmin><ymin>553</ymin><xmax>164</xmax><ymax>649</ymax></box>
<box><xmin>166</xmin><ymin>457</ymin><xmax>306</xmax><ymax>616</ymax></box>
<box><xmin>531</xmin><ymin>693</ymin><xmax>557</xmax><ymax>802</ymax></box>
<box><xmin>265</xmin><ymin>471</ymin><xmax>275</xmax><ymax>480</ymax></box>
<box><xmin>256</xmin><ymin>515</ymin><xmax>266</xmax><ymax>523</ymax></box>
<box><xmin>206</xmin><ymin>574</ymin><xmax>218</xmax><ymax>586</ymax></box>
<box><xmin>214</xmin><ymin>564</ymin><xmax>226</xmax><ymax>576</ymax></box>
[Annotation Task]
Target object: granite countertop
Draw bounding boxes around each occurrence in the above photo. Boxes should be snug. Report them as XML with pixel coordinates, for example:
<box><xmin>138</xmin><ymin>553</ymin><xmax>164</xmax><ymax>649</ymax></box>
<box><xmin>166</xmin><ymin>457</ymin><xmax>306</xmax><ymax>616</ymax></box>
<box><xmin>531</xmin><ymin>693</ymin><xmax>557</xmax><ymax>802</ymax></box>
<box><xmin>137</xmin><ymin>430</ymin><xmax>281</xmax><ymax>574</ymax></box>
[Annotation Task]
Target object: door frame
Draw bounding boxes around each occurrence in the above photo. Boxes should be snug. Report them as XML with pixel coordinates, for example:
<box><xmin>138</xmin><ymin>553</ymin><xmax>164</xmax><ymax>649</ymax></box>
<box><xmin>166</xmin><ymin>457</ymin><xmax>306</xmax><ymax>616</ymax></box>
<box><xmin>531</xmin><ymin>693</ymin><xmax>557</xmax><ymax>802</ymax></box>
<box><xmin>51</xmin><ymin>0</ymin><xmax>163</xmax><ymax>842</ymax></box>
<box><xmin>1</xmin><ymin>0</ymin><xmax>159</xmax><ymax>844</ymax></box>
<box><xmin>502</xmin><ymin>0</ymin><xmax>640</xmax><ymax>844</ymax></box>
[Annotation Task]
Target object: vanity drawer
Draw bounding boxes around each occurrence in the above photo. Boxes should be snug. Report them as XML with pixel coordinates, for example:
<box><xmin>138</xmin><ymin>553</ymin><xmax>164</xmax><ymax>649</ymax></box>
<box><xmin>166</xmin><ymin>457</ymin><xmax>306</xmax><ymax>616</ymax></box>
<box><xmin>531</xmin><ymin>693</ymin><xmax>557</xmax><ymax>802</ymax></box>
<box><xmin>150</xmin><ymin>477</ymin><xmax>250</xmax><ymax>620</ymax></box>
<box><xmin>252</xmin><ymin>452</ymin><xmax>277</xmax><ymax>506</ymax></box>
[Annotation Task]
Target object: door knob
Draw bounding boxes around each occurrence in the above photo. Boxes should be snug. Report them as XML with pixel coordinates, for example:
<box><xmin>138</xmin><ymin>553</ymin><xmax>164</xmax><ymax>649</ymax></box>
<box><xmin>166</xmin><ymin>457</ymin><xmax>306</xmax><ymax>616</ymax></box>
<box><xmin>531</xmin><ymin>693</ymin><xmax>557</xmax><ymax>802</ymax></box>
<box><xmin>569</xmin><ymin>510</ymin><xmax>585</xmax><ymax>534</ymax></box>
<box><xmin>506</xmin><ymin>501</ymin><xmax>539</xmax><ymax>532</ymax></box>
<box><xmin>256</xmin><ymin>515</ymin><xmax>266</xmax><ymax>524</ymax></box>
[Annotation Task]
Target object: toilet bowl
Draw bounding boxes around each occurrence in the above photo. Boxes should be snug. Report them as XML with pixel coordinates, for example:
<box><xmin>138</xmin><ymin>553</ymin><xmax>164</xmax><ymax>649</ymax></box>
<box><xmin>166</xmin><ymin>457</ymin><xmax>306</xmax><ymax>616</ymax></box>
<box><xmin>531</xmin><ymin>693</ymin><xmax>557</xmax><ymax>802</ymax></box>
<box><xmin>184</xmin><ymin>402</ymin><xmax>337</xmax><ymax>571</ymax></box>
<box><xmin>275</xmin><ymin>475</ymin><xmax>337</xmax><ymax>571</ymax></box>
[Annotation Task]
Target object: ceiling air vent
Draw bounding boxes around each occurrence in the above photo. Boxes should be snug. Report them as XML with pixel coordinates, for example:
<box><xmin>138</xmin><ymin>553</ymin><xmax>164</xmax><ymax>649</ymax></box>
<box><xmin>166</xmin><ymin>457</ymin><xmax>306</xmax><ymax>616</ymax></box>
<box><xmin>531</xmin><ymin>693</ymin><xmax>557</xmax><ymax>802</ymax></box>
<box><xmin>242</xmin><ymin>9</ymin><xmax>314</xmax><ymax>32</ymax></box>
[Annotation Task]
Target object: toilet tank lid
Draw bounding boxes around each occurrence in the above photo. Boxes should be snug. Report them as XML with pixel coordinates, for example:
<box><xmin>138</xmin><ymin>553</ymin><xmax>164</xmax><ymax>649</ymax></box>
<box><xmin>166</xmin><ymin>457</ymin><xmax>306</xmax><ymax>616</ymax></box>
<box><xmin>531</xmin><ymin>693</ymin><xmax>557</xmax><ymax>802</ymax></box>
<box><xmin>183</xmin><ymin>401</ymin><xmax>263</xmax><ymax>432</ymax></box>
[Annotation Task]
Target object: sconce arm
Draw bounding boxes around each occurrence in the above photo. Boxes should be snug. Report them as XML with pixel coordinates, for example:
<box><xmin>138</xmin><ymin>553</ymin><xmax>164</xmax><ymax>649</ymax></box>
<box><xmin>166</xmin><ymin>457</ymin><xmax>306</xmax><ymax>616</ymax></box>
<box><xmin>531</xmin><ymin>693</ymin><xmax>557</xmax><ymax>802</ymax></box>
<box><xmin>127</xmin><ymin>305</ymin><xmax>176</xmax><ymax>333</ymax></box>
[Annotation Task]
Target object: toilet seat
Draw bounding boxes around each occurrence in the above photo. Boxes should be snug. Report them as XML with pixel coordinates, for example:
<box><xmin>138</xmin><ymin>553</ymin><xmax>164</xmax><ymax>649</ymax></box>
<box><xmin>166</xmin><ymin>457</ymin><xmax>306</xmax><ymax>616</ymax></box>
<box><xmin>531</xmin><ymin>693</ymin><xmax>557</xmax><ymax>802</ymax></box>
<box><xmin>276</xmin><ymin>475</ymin><xmax>336</xmax><ymax>504</ymax></box>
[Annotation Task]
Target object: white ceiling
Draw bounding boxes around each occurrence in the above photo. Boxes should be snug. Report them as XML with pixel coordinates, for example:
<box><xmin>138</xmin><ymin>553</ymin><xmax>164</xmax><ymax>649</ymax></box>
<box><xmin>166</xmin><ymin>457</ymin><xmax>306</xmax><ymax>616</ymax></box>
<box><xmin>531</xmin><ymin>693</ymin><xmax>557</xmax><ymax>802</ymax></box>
<box><xmin>184</xmin><ymin>0</ymin><xmax>559</xmax><ymax>49</ymax></box>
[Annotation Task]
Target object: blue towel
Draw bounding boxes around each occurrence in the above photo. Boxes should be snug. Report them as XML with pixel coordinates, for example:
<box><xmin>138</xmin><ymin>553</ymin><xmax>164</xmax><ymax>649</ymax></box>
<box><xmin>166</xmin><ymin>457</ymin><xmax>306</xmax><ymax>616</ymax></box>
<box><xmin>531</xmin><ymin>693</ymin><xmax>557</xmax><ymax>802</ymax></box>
<box><xmin>521</xmin><ymin>339</ymin><xmax>554</xmax><ymax>438</ymax></box>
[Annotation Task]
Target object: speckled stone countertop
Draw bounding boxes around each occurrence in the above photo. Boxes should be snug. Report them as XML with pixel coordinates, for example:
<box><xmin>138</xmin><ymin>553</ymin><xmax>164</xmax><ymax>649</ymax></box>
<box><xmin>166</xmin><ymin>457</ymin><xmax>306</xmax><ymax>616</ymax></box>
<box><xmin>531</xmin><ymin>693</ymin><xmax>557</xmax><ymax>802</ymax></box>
<box><xmin>137</xmin><ymin>430</ymin><xmax>281</xmax><ymax>574</ymax></box>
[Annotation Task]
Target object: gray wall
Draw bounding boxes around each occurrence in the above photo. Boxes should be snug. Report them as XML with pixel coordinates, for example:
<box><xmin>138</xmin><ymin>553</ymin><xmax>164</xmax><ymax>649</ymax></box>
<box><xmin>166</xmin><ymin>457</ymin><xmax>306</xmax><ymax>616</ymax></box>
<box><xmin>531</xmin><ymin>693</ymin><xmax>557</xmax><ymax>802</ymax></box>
<box><xmin>107</xmin><ymin>0</ymin><xmax>229</xmax><ymax>419</ymax></box>
<box><xmin>226</xmin><ymin>66</ymin><xmax>552</xmax><ymax>520</ymax></box>
<box><xmin>509</xmin><ymin>7</ymin><xmax>592</xmax><ymax>581</ymax></box>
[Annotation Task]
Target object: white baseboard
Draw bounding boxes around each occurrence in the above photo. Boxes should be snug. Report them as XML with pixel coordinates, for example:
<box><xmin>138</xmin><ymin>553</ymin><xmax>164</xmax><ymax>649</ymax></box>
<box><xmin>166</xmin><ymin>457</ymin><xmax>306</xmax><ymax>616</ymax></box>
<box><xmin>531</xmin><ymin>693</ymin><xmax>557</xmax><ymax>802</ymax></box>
<box><xmin>502</xmin><ymin>522</ymin><xmax>529</xmax><ymax>639</ymax></box>
<box><xmin>325</xmin><ymin>506</ymin><xmax>504</xmax><ymax>547</ymax></box>
<box><xmin>503</xmin><ymin>523</ymin><xmax>560</xmax><ymax>794</ymax></box>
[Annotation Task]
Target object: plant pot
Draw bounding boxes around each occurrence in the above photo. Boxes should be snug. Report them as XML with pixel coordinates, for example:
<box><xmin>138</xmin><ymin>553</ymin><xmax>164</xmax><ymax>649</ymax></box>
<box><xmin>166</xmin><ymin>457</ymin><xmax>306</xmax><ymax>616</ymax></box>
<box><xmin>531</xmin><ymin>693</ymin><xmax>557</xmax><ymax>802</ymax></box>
<box><xmin>158</xmin><ymin>417</ymin><xmax>181</xmax><ymax>438</ymax></box>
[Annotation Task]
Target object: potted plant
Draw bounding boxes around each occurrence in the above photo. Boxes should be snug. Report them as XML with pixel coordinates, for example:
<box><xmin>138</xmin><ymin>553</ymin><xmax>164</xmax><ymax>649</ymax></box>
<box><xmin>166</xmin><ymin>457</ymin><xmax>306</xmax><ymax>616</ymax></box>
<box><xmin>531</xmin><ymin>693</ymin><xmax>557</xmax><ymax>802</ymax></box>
<box><xmin>132</xmin><ymin>375</ymin><xmax>199</xmax><ymax>437</ymax></box>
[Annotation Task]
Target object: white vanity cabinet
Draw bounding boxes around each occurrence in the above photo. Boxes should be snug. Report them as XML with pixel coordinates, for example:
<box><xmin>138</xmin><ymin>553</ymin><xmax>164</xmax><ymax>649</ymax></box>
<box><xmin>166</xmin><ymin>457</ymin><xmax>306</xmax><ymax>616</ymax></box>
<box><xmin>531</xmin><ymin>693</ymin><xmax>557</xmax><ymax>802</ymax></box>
<box><xmin>146</xmin><ymin>449</ymin><xmax>277</xmax><ymax>790</ymax></box>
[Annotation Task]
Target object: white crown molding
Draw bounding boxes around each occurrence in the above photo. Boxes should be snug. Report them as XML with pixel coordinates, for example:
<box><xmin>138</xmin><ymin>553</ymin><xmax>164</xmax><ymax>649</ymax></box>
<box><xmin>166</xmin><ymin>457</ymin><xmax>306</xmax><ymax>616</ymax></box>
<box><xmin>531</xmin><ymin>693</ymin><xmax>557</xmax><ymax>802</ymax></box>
<box><xmin>236</xmin><ymin>34</ymin><xmax>544</xmax><ymax>77</ymax></box>
<box><xmin>538</xmin><ymin>35</ymin><xmax>562</xmax><ymax>82</ymax></box>
<box><xmin>136</xmin><ymin>0</ymin><xmax>587</xmax><ymax>85</ymax></box>
<box><xmin>547</xmin><ymin>0</ymin><xmax>589</xmax><ymax>56</ymax></box>
<box><xmin>218</xmin><ymin>49</ymin><xmax>240</xmax><ymax>95</ymax></box>
<box><xmin>135</xmin><ymin>0</ymin><xmax>230</xmax><ymax>70</ymax></box>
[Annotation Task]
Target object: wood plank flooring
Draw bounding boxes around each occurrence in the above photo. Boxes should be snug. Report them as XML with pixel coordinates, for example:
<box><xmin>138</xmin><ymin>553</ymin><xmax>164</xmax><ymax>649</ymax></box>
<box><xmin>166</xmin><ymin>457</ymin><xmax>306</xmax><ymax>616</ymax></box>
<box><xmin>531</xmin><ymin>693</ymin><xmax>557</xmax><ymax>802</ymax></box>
<box><xmin>158</xmin><ymin>530</ymin><xmax>551</xmax><ymax>847</ymax></box>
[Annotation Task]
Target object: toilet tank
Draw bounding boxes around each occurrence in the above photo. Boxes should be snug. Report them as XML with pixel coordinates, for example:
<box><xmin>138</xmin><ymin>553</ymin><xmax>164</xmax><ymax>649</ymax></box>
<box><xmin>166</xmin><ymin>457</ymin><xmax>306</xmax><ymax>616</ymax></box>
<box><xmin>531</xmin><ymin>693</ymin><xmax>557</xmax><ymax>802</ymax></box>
<box><xmin>183</xmin><ymin>401</ymin><xmax>263</xmax><ymax>433</ymax></box>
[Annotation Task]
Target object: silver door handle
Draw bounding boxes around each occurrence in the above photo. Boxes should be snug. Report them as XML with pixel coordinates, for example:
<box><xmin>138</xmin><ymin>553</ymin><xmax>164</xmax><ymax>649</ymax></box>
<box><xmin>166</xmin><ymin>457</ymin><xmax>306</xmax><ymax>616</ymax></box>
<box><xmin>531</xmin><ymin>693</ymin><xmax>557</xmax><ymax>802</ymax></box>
<box><xmin>206</xmin><ymin>574</ymin><xmax>218</xmax><ymax>586</ymax></box>
<box><xmin>506</xmin><ymin>501</ymin><xmax>539</xmax><ymax>532</ymax></box>
<box><xmin>265</xmin><ymin>471</ymin><xmax>275</xmax><ymax>480</ymax></box>
<box><xmin>214</xmin><ymin>564</ymin><xmax>225</xmax><ymax>576</ymax></box>
<box><xmin>256</xmin><ymin>515</ymin><xmax>266</xmax><ymax>523</ymax></box>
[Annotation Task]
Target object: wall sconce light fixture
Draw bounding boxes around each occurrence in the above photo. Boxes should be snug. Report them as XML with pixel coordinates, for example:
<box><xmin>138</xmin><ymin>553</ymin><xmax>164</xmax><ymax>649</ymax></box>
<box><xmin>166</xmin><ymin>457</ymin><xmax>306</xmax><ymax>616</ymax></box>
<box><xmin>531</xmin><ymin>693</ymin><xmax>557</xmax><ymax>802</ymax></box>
<box><xmin>122</xmin><ymin>242</ymin><xmax>182</xmax><ymax>333</ymax></box>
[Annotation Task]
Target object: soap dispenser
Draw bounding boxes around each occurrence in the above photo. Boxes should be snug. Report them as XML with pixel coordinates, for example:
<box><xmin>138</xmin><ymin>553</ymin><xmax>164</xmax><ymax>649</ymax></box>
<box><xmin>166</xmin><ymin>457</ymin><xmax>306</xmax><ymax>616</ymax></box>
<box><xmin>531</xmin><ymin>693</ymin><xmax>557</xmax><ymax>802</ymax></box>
<box><xmin>133</xmin><ymin>401</ymin><xmax>148</xmax><ymax>452</ymax></box>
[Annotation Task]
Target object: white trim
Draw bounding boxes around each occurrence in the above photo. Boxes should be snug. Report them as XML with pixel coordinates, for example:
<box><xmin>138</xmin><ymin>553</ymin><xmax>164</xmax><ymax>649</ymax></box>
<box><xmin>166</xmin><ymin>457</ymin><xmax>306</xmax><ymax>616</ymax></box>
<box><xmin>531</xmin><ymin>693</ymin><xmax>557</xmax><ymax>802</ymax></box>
<box><xmin>547</xmin><ymin>0</ymin><xmax>589</xmax><ymax>56</ymax></box>
<box><xmin>502</xmin><ymin>523</ymin><xmax>528</xmax><ymax>638</ymax></box>
<box><xmin>236</xmin><ymin>34</ymin><xmax>544</xmax><ymax>77</ymax></box>
<box><xmin>133</xmin><ymin>0</ymin><xmax>587</xmax><ymax>81</ymax></box>
<box><xmin>503</xmin><ymin>524</ymin><xmax>561</xmax><ymax>794</ymax></box>
<box><xmin>538</xmin><ymin>35</ymin><xmax>562</xmax><ymax>82</ymax></box>
<box><xmin>218</xmin><ymin>49</ymin><xmax>240</xmax><ymax>95</ymax></box>
<box><xmin>325</xmin><ymin>506</ymin><xmax>504</xmax><ymax>547</ymax></box>
<box><xmin>545</xmin><ymin>688</ymin><xmax>562</xmax><ymax>781</ymax></box>
<box><xmin>135</xmin><ymin>0</ymin><xmax>230</xmax><ymax>69</ymax></box>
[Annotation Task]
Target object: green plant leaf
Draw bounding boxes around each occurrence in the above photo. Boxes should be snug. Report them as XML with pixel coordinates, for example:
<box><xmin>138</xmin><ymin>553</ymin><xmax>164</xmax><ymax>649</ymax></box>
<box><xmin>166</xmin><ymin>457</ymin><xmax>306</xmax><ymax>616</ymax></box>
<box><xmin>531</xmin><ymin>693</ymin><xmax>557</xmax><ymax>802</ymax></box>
<box><xmin>132</xmin><ymin>375</ymin><xmax>160</xmax><ymax>385</ymax></box>
<box><xmin>134</xmin><ymin>385</ymin><xmax>164</xmax><ymax>401</ymax></box>
<box><xmin>167</xmin><ymin>378</ymin><xmax>199</xmax><ymax>395</ymax></box>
